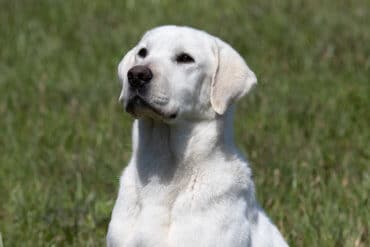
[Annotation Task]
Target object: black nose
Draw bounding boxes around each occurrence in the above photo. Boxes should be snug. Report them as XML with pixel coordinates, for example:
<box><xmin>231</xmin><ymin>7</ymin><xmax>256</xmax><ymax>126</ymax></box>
<box><xmin>127</xmin><ymin>65</ymin><xmax>153</xmax><ymax>89</ymax></box>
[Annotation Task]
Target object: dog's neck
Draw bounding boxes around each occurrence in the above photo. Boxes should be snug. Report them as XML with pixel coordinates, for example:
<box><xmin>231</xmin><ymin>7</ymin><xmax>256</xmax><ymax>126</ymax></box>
<box><xmin>131</xmin><ymin>107</ymin><xmax>240</xmax><ymax>184</ymax></box>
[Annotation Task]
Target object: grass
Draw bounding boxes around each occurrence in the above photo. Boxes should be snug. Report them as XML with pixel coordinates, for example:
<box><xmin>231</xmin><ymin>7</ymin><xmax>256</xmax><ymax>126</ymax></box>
<box><xmin>0</xmin><ymin>0</ymin><xmax>369</xmax><ymax>246</ymax></box>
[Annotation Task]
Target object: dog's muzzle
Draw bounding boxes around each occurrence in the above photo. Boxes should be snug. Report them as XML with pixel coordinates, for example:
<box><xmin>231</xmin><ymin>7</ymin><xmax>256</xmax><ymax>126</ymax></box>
<box><xmin>124</xmin><ymin>65</ymin><xmax>177</xmax><ymax>119</ymax></box>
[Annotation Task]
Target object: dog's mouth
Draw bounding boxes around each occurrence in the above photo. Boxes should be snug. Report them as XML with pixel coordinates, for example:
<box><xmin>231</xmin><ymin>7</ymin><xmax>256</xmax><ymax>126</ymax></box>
<box><xmin>125</xmin><ymin>96</ymin><xmax>177</xmax><ymax>120</ymax></box>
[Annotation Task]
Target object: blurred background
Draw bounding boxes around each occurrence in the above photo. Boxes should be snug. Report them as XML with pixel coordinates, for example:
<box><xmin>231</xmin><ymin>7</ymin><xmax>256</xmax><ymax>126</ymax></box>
<box><xmin>0</xmin><ymin>0</ymin><xmax>369</xmax><ymax>246</ymax></box>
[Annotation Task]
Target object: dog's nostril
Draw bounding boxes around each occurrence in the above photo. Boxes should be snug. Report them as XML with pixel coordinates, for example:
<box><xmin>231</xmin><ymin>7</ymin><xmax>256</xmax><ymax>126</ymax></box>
<box><xmin>127</xmin><ymin>65</ymin><xmax>153</xmax><ymax>88</ymax></box>
<box><xmin>127</xmin><ymin>71</ymin><xmax>134</xmax><ymax>80</ymax></box>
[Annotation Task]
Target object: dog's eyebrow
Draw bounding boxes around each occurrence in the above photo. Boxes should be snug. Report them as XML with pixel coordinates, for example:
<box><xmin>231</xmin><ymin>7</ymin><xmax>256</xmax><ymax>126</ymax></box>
<box><xmin>173</xmin><ymin>46</ymin><xmax>194</xmax><ymax>55</ymax></box>
<box><xmin>138</xmin><ymin>43</ymin><xmax>147</xmax><ymax>49</ymax></box>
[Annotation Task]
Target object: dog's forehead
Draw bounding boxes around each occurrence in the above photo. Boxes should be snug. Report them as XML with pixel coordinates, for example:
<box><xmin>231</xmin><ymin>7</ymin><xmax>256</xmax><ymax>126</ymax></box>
<box><xmin>139</xmin><ymin>26</ymin><xmax>213</xmax><ymax>51</ymax></box>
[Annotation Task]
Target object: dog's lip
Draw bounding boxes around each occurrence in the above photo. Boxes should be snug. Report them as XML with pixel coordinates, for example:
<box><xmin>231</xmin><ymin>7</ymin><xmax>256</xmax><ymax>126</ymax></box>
<box><xmin>126</xmin><ymin>96</ymin><xmax>177</xmax><ymax>119</ymax></box>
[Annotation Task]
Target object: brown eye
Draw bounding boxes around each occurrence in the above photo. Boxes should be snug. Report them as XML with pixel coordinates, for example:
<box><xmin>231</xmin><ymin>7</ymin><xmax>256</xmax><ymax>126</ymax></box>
<box><xmin>138</xmin><ymin>48</ymin><xmax>147</xmax><ymax>58</ymax></box>
<box><xmin>176</xmin><ymin>53</ymin><xmax>194</xmax><ymax>63</ymax></box>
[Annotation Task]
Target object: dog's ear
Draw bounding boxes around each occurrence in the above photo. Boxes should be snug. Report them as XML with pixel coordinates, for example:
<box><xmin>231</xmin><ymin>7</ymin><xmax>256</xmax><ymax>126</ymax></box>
<box><xmin>118</xmin><ymin>47</ymin><xmax>136</xmax><ymax>102</ymax></box>
<box><xmin>210</xmin><ymin>38</ymin><xmax>257</xmax><ymax>115</ymax></box>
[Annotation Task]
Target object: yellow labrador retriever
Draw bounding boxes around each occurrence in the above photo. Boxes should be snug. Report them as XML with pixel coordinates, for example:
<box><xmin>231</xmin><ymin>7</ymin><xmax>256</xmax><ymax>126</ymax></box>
<box><xmin>107</xmin><ymin>25</ymin><xmax>288</xmax><ymax>247</ymax></box>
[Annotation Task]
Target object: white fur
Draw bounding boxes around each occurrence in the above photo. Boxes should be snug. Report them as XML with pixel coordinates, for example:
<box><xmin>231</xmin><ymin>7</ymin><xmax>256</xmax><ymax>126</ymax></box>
<box><xmin>107</xmin><ymin>25</ymin><xmax>288</xmax><ymax>247</ymax></box>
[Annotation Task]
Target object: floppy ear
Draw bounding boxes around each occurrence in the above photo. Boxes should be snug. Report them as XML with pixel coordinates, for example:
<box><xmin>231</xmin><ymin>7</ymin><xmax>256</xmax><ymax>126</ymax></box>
<box><xmin>118</xmin><ymin>48</ymin><xmax>136</xmax><ymax>102</ymax></box>
<box><xmin>210</xmin><ymin>38</ymin><xmax>257</xmax><ymax>115</ymax></box>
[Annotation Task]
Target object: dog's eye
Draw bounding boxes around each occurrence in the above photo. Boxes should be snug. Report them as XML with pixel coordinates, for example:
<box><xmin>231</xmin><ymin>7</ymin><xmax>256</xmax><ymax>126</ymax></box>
<box><xmin>138</xmin><ymin>48</ymin><xmax>147</xmax><ymax>58</ymax></box>
<box><xmin>176</xmin><ymin>53</ymin><xmax>195</xmax><ymax>63</ymax></box>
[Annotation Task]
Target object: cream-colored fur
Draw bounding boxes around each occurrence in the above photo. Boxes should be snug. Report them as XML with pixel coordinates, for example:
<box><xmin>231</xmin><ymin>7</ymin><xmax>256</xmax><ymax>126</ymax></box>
<box><xmin>107</xmin><ymin>25</ymin><xmax>288</xmax><ymax>247</ymax></box>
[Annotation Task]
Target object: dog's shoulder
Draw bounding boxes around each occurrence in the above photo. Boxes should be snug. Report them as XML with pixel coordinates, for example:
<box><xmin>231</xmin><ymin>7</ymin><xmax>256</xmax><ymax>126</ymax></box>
<box><xmin>181</xmin><ymin>154</ymin><xmax>255</xmax><ymax>209</ymax></box>
<box><xmin>207</xmin><ymin>155</ymin><xmax>253</xmax><ymax>191</ymax></box>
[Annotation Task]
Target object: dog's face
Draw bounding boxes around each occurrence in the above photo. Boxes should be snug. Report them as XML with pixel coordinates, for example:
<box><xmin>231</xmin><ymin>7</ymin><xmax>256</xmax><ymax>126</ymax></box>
<box><xmin>118</xmin><ymin>26</ymin><xmax>257</xmax><ymax>123</ymax></box>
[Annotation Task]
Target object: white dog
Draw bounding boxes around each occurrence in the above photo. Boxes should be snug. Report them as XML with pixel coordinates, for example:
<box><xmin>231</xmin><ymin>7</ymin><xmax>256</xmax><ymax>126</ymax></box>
<box><xmin>107</xmin><ymin>25</ymin><xmax>288</xmax><ymax>247</ymax></box>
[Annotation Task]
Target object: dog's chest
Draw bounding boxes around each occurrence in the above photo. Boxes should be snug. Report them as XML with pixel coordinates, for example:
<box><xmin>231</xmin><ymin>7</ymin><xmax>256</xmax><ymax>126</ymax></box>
<box><xmin>124</xmin><ymin>201</ymin><xmax>172</xmax><ymax>246</ymax></box>
<box><xmin>108</xmin><ymin>171</ymin><xmax>202</xmax><ymax>247</ymax></box>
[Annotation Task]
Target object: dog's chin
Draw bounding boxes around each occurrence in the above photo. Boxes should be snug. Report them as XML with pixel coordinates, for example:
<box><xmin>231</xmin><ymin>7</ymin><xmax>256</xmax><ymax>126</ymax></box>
<box><xmin>125</xmin><ymin>96</ymin><xmax>178</xmax><ymax>121</ymax></box>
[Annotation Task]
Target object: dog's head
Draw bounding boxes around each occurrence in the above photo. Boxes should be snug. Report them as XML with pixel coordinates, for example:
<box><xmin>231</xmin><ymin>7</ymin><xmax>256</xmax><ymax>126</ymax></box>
<box><xmin>118</xmin><ymin>25</ymin><xmax>257</xmax><ymax>122</ymax></box>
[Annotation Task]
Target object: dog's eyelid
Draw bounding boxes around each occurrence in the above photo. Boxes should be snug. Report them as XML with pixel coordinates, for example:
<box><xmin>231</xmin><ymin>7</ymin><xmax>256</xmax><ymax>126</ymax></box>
<box><xmin>176</xmin><ymin>52</ymin><xmax>195</xmax><ymax>63</ymax></box>
<box><xmin>138</xmin><ymin>48</ymin><xmax>148</xmax><ymax>58</ymax></box>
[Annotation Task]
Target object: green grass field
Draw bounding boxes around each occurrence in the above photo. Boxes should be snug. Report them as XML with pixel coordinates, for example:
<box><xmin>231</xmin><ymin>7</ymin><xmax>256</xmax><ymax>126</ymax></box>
<box><xmin>0</xmin><ymin>0</ymin><xmax>369</xmax><ymax>246</ymax></box>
